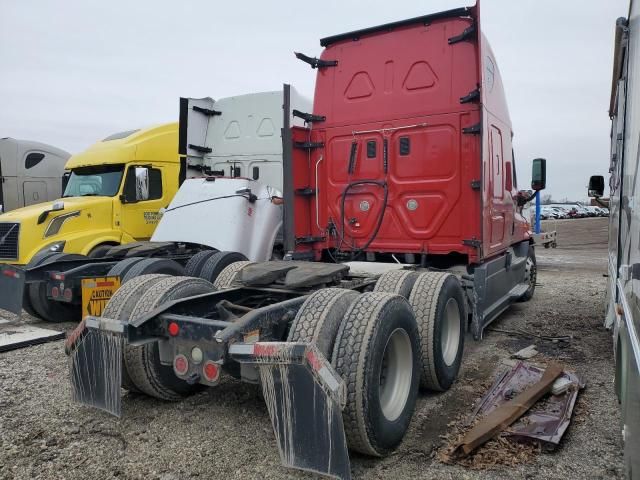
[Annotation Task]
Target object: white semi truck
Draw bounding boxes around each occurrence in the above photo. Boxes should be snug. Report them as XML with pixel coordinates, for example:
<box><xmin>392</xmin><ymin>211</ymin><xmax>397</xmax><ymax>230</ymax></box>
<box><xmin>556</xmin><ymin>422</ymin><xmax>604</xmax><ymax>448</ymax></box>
<box><xmin>0</xmin><ymin>138</ymin><xmax>70</xmax><ymax>213</ymax></box>
<box><xmin>0</xmin><ymin>88</ymin><xmax>311</xmax><ymax>323</ymax></box>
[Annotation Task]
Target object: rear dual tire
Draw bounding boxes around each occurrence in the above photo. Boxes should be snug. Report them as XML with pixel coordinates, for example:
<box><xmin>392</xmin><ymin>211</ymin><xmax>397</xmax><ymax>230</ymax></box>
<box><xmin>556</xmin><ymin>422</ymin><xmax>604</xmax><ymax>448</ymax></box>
<box><xmin>123</xmin><ymin>276</ymin><xmax>216</xmax><ymax>400</ymax></box>
<box><xmin>375</xmin><ymin>270</ymin><xmax>466</xmax><ymax>392</ymax></box>
<box><xmin>27</xmin><ymin>253</ymin><xmax>85</xmax><ymax>323</ymax></box>
<box><xmin>198</xmin><ymin>251</ymin><xmax>248</xmax><ymax>284</ymax></box>
<box><xmin>332</xmin><ymin>292</ymin><xmax>421</xmax><ymax>456</ymax></box>
<box><xmin>289</xmin><ymin>289</ymin><xmax>421</xmax><ymax>457</ymax></box>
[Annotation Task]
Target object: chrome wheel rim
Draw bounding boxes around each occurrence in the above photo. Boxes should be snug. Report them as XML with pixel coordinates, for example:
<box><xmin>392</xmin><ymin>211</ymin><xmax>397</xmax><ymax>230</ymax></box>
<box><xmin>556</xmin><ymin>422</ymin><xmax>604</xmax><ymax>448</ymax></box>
<box><xmin>379</xmin><ymin>328</ymin><xmax>413</xmax><ymax>421</ymax></box>
<box><xmin>441</xmin><ymin>298</ymin><xmax>461</xmax><ymax>367</ymax></box>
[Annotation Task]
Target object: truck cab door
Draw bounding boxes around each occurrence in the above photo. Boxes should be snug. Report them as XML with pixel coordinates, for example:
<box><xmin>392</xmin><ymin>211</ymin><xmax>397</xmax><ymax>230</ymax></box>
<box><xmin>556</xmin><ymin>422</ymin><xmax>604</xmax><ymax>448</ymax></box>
<box><xmin>119</xmin><ymin>165</ymin><xmax>166</xmax><ymax>240</ymax></box>
<box><xmin>488</xmin><ymin>125</ymin><xmax>506</xmax><ymax>253</ymax></box>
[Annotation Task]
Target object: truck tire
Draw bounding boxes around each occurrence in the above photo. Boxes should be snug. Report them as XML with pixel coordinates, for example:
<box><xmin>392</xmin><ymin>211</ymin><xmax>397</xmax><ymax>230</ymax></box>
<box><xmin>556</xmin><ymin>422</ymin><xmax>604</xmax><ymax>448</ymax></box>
<box><xmin>100</xmin><ymin>273</ymin><xmax>170</xmax><ymax>393</ymax></box>
<box><xmin>518</xmin><ymin>246</ymin><xmax>537</xmax><ymax>302</ymax></box>
<box><xmin>88</xmin><ymin>244</ymin><xmax>116</xmax><ymax>259</ymax></box>
<box><xmin>23</xmin><ymin>251</ymin><xmax>64</xmax><ymax>319</ymax></box>
<box><xmin>28</xmin><ymin>253</ymin><xmax>86</xmax><ymax>323</ymax></box>
<box><xmin>199</xmin><ymin>251</ymin><xmax>248</xmax><ymax>285</ymax></box>
<box><xmin>287</xmin><ymin>288</ymin><xmax>359</xmax><ymax>358</ymax></box>
<box><xmin>373</xmin><ymin>270</ymin><xmax>420</xmax><ymax>298</ymax></box>
<box><xmin>213</xmin><ymin>260</ymin><xmax>254</xmax><ymax>289</ymax></box>
<box><xmin>409</xmin><ymin>272</ymin><xmax>465</xmax><ymax>392</ymax></box>
<box><xmin>331</xmin><ymin>292</ymin><xmax>420</xmax><ymax>457</ymax></box>
<box><xmin>107</xmin><ymin>257</ymin><xmax>146</xmax><ymax>279</ymax></box>
<box><xmin>121</xmin><ymin>258</ymin><xmax>185</xmax><ymax>284</ymax></box>
<box><xmin>124</xmin><ymin>276</ymin><xmax>215</xmax><ymax>400</ymax></box>
<box><xmin>184</xmin><ymin>250</ymin><xmax>217</xmax><ymax>277</ymax></box>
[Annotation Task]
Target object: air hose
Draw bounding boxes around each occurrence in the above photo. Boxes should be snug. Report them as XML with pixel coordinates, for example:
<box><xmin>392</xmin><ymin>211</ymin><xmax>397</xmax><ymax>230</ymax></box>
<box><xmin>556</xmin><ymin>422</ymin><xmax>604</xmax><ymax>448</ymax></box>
<box><xmin>339</xmin><ymin>180</ymin><xmax>388</xmax><ymax>257</ymax></box>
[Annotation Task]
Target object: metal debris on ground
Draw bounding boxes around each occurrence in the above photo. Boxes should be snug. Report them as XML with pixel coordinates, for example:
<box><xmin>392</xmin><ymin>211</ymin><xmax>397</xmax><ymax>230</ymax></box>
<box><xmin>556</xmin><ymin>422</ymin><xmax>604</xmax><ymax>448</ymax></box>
<box><xmin>0</xmin><ymin>319</ymin><xmax>65</xmax><ymax>353</ymax></box>
<box><xmin>440</xmin><ymin>361</ymin><xmax>585</xmax><ymax>468</ymax></box>
<box><xmin>472</xmin><ymin>361</ymin><xmax>585</xmax><ymax>448</ymax></box>
<box><xmin>488</xmin><ymin>327</ymin><xmax>572</xmax><ymax>343</ymax></box>
<box><xmin>452</xmin><ymin>362</ymin><xmax>564</xmax><ymax>457</ymax></box>
<box><xmin>512</xmin><ymin>344</ymin><xmax>539</xmax><ymax>360</ymax></box>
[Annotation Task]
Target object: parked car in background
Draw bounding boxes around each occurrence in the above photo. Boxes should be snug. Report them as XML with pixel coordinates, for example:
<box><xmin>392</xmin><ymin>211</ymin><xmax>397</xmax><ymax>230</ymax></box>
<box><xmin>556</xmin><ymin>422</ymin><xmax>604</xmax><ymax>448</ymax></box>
<box><xmin>550</xmin><ymin>207</ymin><xmax>569</xmax><ymax>219</ymax></box>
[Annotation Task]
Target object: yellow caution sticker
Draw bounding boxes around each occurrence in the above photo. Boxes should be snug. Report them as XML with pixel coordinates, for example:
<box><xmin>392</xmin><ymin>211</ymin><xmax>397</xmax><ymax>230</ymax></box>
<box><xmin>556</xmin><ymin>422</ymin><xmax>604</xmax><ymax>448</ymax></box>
<box><xmin>81</xmin><ymin>277</ymin><xmax>121</xmax><ymax>318</ymax></box>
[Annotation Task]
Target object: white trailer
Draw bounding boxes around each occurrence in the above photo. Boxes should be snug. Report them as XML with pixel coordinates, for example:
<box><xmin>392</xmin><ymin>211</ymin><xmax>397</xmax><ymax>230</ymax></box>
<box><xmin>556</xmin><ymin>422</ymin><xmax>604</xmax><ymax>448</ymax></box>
<box><xmin>591</xmin><ymin>5</ymin><xmax>640</xmax><ymax>477</ymax></box>
<box><xmin>0</xmin><ymin>138</ymin><xmax>70</xmax><ymax>213</ymax></box>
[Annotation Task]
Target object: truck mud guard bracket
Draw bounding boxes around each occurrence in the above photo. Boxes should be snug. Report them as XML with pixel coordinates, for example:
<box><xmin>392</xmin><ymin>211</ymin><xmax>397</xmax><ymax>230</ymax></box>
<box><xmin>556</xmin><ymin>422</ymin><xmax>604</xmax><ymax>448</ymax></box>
<box><xmin>292</xmin><ymin>109</ymin><xmax>326</xmax><ymax>123</ymax></box>
<box><xmin>188</xmin><ymin>144</ymin><xmax>212</xmax><ymax>154</ymax></box>
<box><xmin>192</xmin><ymin>105</ymin><xmax>221</xmax><ymax>116</ymax></box>
<box><xmin>229</xmin><ymin>342</ymin><xmax>351</xmax><ymax>480</ymax></box>
<box><xmin>448</xmin><ymin>22</ymin><xmax>476</xmax><ymax>44</ymax></box>
<box><xmin>294</xmin><ymin>52</ymin><xmax>338</xmax><ymax>69</ymax></box>
<box><xmin>295</xmin><ymin>236</ymin><xmax>325</xmax><ymax>245</ymax></box>
<box><xmin>295</xmin><ymin>187</ymin><xmax>316</xmax><ymax>196</ymax></box>
<box><xmin>462</xmin><ymin>123</ymin><xmax>482</xmax><ymax>135</ymax></box>
<box><xmin>294</xmin><ymin>141</ymin><xmax>325</xmax><ymax>149</ymax></box>
<box><xmin>460</xmin><ymin>86</ymin><xmax>481</xmax><ymax>104</ymax></box>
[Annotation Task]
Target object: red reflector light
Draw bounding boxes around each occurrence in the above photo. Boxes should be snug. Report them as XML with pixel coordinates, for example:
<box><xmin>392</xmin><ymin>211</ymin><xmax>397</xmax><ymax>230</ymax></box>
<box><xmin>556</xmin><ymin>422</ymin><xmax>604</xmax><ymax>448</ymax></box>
<box><xmin>2</xmin><ymin>269</ymin><xmax>18</xmax><ymax>278</ymax></box>
<box><xmin>173</xmin><ymin>354</ymin><xmax>189</xmax><ymax>376</ymax></box>
<box><xmin>63</xmin><ymin>288</ymin><xmax>73</xmax><ymax>301</ymax></box>
<box><xmin>168</xmin><ymin>322</ymin><xmax>180</xmax><ymax>337</ymax></box>
<box><xmin>51</xmin><ymin>287</ymin><xmax>60</xmax><ymax>298</ymax></box>
<box><xmin>203</xmin><ymin>361</ymin><xmax>220</xmax><ymax>382</ymax></box>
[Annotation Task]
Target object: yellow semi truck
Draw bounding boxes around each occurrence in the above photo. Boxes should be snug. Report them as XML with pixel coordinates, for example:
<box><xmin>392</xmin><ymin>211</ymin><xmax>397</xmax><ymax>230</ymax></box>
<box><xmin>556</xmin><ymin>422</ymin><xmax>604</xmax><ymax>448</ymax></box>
<box><xmin>0</xmin><ymin>122</ymin><xmax>182</xmax><ymax>266</ymax></box>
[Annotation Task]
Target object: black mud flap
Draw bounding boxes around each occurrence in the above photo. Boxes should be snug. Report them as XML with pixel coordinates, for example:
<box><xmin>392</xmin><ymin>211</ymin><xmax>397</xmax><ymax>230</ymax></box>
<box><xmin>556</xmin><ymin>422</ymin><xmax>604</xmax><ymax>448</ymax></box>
<box><xmin>67</xmin><ymin>316</ymin><xmax>124</xmax><ymax>417</ymax></box>
<box><xmin>230</xmin><ymin>342</ymin><xmax>351</xmax><ymax>480</ymax></box>
<box><xmin>0</xmin><ymin>264</ymin><xmax>26</xmax><ymax>316</ymax></box>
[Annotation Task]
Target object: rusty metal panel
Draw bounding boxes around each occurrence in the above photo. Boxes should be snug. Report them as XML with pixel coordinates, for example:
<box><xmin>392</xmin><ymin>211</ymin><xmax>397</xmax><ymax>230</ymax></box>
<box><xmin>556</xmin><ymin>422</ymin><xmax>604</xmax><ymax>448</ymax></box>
<box><xmin>472</xmin><ymin>361</ymin><xmax>584</xmax><ymax>447</ymax></box>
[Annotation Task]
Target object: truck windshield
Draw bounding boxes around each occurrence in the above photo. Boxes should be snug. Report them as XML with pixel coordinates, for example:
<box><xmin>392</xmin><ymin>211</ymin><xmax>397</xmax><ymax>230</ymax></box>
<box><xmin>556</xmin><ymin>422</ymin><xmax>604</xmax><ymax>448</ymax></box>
<box><xmin>63</xmin><ymin>165</ymin><xmax>124</xmax><ymax>197</ymax></box>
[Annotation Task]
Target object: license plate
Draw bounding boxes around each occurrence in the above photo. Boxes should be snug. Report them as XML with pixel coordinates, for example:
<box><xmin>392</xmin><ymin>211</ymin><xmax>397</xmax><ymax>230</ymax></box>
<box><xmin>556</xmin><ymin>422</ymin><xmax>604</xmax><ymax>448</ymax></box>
<box><xmin>81</xmin><ymin>277</ymin><xmax>121</xmax><ymax>318</ymax></box>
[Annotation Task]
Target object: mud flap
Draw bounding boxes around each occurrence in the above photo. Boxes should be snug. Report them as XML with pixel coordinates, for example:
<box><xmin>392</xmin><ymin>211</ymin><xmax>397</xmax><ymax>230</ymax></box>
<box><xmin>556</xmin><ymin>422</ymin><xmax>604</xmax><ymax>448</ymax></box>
<box><xmin>67</xmin><ymin>316</ymin><xmax>124</xmax><ymax>417</ymax></box>
<box><xmin>0</xmin><ymin>264</ymin><xmax>26</xmax><ymax>316</ymax></box>
<box><xmin>229</xmin><ymin>342</ymin><xmax>351</xmax><ymax>480</ymax></box>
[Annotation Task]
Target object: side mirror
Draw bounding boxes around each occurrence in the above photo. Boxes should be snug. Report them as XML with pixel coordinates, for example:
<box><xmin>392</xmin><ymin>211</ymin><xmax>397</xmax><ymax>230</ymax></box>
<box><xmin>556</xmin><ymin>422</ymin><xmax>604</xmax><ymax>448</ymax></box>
<box><xmin>588</xmin><ymin>175</ymin><xmax>605</xmax><ymax>197</ymax></box>
<box><xmin>531</xmin><ymin>158</ymin><xmax>546</xmax><ymax>191</ymax></box>
<box><xmin>134</xmin><ymin>167</ymin><xmax>150</xmax><ymax>201</ymax></box>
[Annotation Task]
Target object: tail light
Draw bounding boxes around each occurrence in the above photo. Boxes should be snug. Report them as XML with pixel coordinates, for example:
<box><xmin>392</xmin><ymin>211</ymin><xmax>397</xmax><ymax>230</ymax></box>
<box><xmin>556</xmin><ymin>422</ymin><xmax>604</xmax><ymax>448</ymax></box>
<box><xmin>168</xmin><ymin>322</ymin><xmax>180</xmax><ymax>337</ymax></box>
<box><xmin>51</xmin><ymin>286</ymin><xmax>60</xmax><ymax>298</ymax></box>
<box><xmin>202</xmin><ymin>361</ymin><xmax>220</xmax><ymax>383</ymax></box>
<box><xmin>173</xmin><ymin>354</ymin><xmax>189</xmax><ymax>376</ymax></box>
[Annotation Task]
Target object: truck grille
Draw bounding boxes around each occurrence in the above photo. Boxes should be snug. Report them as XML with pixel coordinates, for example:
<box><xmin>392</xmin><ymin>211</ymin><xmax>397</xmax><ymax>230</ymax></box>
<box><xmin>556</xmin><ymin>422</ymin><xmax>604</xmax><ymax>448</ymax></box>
<box><xmin>0</xmin><ymin>223</ymin><xmax>19</xmax><ymax>260</ymax></box>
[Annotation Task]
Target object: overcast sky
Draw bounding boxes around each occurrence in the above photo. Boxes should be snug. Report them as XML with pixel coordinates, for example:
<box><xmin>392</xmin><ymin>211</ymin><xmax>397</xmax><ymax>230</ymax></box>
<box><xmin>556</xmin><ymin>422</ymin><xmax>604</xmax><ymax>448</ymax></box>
<box><xmin>0</xmin><ymin>0</ymin><xmax>629</xmax><ymax>201</ymax></box>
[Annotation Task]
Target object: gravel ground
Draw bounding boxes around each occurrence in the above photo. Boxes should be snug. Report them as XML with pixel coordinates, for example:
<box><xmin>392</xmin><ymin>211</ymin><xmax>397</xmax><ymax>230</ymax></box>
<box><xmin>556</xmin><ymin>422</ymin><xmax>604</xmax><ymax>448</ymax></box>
<box><xmin>0</xmin><ymin>217</ymin><xmax>624</xmax><ymax>479</ymax></box>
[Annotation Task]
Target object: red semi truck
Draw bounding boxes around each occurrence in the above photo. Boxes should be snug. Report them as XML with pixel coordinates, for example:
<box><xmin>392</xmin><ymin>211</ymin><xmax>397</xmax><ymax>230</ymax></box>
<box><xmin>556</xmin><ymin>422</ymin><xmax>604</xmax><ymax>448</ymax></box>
<box><xmin>68</xmin><ymin>3</ymin><xmax>546</xmax><ymax>479</ymax></box>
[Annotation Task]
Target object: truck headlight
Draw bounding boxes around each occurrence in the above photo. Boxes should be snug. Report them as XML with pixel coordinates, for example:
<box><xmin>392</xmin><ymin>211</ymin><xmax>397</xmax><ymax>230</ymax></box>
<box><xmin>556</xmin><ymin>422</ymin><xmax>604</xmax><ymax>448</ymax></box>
<box><xmin>36</xmin><ymin>241</ymin><xmax>66</xmax><ymax>255</ymax></box>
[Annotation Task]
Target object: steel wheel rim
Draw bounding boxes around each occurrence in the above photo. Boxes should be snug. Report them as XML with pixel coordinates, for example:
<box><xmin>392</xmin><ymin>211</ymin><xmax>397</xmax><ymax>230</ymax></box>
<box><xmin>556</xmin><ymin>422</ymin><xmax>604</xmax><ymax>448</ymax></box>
<box><xmin>441</xmin><ymin>298</ymin><xmax>461</xmax><ymax>367</ymax></box>
<box><xmin>525</xmin><ymin>257</ymin><xmax>536</xmax><ymax>288</ymax></box>
<box><xmin>379</xmin><ymin>328</ymin><xmax>413</xmax><ymax>422</ymax></box>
